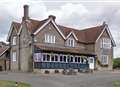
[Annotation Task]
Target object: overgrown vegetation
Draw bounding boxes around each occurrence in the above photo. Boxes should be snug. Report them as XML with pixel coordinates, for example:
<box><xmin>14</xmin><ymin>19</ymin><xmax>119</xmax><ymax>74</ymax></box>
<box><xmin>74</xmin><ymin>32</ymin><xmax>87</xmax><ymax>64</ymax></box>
<box><xmin>0</xmin><ymin>80</ymin><xmax>31</xmax><ymax>87</ymax></box>
<box><xmin>113</xmin><ymin>58</ymin><xmax>120</xmax><ymax>69</ymax></box>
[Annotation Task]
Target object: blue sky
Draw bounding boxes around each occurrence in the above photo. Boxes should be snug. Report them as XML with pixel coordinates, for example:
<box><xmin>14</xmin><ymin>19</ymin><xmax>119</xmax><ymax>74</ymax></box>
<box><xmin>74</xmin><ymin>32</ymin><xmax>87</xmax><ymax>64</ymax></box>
<box><xmin>0</xmin><ymin>0</ymin><xmax>120</xmax><ymax>57</ymax></box>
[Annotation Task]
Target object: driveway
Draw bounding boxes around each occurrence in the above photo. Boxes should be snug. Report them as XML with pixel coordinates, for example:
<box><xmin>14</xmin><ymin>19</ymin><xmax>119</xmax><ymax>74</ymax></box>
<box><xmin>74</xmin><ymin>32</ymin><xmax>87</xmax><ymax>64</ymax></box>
<box><xmin>0</xmin><ymin>71</ymin><xmax>120</xmax><ymax>87</ymax></box>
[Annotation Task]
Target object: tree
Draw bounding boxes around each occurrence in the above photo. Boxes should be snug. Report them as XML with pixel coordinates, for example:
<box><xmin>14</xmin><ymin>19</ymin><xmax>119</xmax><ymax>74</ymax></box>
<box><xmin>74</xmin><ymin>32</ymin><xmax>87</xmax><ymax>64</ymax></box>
<box><xmin>113</xmin><ymin>58</ymin><xmax>120</xmax><ymax>69</ymax></box>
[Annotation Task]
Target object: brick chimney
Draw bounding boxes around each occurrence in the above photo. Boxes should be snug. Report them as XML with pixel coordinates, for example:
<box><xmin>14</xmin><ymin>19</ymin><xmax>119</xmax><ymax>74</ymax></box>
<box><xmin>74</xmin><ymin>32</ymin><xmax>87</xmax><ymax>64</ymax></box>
<box><xmin>22</xmin><ymin>5</ymin><xmax>29</xmax><ymax>21</ymax></box>
<box><xmin>48</xmin><ymin>15</ymin><xmax>56</xmax><ymax>21</ymax></box>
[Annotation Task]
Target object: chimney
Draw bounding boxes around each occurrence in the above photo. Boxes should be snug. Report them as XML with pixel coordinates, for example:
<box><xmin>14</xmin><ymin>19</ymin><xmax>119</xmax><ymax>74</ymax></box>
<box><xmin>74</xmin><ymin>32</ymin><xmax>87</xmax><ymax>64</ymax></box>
<box><xmin>48</xmin><ymin>15</ymin><xmax>56</xmax><ymax>21</ymax></box>
<box><xmin>22</xmin><ymin>5</ymin><xmax>29</xmax><ymax>21</ymax></box>
<box><xmin>103</xmin><ymin>21</ymin><xmax>106</xmax><ymax>26</ymax></box>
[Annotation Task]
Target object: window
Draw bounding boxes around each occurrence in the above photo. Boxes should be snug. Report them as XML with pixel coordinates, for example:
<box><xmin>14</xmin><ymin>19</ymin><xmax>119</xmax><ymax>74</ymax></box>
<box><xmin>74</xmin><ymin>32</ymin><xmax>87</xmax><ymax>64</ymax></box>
<box><xmin>12</xmin><ymin>36</ymin><xmax>16</xmax><ymax>45</ymax></box>
<box><xmin>45</xmin><ymin>34</ymin><xmax>55</xmax><ymax>43</ymax></box>
<box><xmin>55</xmin><ymin>55</ymin><xmax>58</xmax><ymax>61</ymax></box>
<box><xmin>51</xmin><ymin>55</ymin><xmax>55</xmax><ymax>61</ymax></box>
<box><xmin>42</xmin><ymin>54</ymin><xmax>51</xmax><ymax>62</ymax></box>
<box><xmin>75</xmin><ymin>57</ymin><xmax>78</xmax><ymax>62</ymax></box>
<box><xmin>60</xmin><ymin>55</ymin><xmax>63</xmax><ymax>62</ymax></box>
<box><xmin>34</xmin><ymin>53</ymin><xmax>41</xmax><ymax>62</ymax></box>
<box><xmin>67</xmin><ymin>38</ymin><xmax>75</xmax><ymax>47</ymax></box>
<box><xmin>12</xmin><ymin>52</ymin><xmax>16</xmax><ymax>62</ymax></box>
<box><xmin>101</xmin><ymin>38</ymin><xmax>111</xmax><ymax>49</ymax></box>
<box><xmin>78</xmin><ymin>57</ymin><xmax>81</xmax><ymax>63</ymax></box>
<box><xmin>63</xmin><ymin>56</ymin><xmax>67</xmax><ymax>62</ymax></box>
<box><xmin>101</xmin><ymin>55</ymin><xmax>108</xmax><ymax>65</ymax></box>
<box><xmin>70</xmin><ymin>56</ymin><xmax>73</xmax><ymax>62</ymax></box>
<box><xmin>43</xmin><ymin>54</ymin><xmax>46</xmax><ymax>61</ymax></box>
<box><xmin>47</xmin><ymin>55</ymin><xmax>50</xmax><ymax>61</ymax></box>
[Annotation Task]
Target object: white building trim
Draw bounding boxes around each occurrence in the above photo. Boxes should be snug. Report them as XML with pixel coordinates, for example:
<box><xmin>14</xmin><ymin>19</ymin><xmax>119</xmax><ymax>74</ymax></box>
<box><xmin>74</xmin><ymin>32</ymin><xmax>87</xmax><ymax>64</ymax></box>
<box><xmin>95</xmin><ymin>25</ymin><xmax>116</xmax><ymax>47</ymax></box>
<box><xmin>33</xmin><ymin>18</ymin><xmax>66</xmax><ymax>39</ymax></box>
<box><xmin>66</xmin><ymin>31</ymin><xmax>78</xmax><ymax>41</ymax></box>
<box><xmin>7</xmin><ymin>24</ymin><xmax>18</xmax><ymax>41</ymax></box>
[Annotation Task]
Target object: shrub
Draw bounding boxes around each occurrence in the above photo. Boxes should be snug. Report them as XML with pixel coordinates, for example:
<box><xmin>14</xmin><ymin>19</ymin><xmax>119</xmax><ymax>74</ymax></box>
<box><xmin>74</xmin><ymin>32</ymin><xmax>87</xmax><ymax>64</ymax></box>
<box><xmin>44</xmin><ymin>70</ymin><xmax>50</xmax><ymax>74</ymax></box>
<box><xmin>113</xmin><ymin>58</ymin><xmax>120</xmax><ymax>69</ymax></box>
<box><xmin>54</xmin><ymin>70</ymin><xmax>59</xmax><ymax>74</ymax></box>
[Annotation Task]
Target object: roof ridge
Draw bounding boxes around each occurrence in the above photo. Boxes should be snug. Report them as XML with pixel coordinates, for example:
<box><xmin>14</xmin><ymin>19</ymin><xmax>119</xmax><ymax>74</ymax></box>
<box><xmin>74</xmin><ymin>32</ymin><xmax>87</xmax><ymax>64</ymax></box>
<box><xmin>79</xmin><ymin>25</ymin><xmax>104</xmax><ymax>31</ymax></box>
<box><xmin>58</xmin><ymin>24</ymin><xmax>104</xmax><ymax>32</ymax></box>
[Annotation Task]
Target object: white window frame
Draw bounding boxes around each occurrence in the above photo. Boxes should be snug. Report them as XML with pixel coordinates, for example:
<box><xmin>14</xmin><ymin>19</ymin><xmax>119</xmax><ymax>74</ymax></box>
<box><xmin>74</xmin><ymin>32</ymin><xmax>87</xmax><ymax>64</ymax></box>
<box><xmin>101</xmin><ymin>55</ymin><xmax>109</xmax><ymax>65</ymax></box>
<box><xmin>67</xmin><ymin>38</ymin><xmax>75</xmax><ymax>47</ymax></box>
<box><xmin>34</xmin><ymin>53</ymin><xmax>42</xmax><ymax>62</ymax></box>
<box><xmin>45</xmin><ymin>34</ymin><xmax>56</xmax><ymax>44</ymax></box>
<box><xmin>12</xmin><ymin>51</ymin><xmax>16</xmax><ymax>62</ymax></box>
<box><xmin>42</xmin><ymin>53</ymin><xmax>51</xmax><ymax>62</ymax></box>
<box><xmin>101</xmin><ymin>38</ymin><xmax>111</xmax><ymax>49</ymax></box>
<box><xmin>12</xmin><ymin>36</ymin><xmax>17</xmax><ymax>45</ymax></box>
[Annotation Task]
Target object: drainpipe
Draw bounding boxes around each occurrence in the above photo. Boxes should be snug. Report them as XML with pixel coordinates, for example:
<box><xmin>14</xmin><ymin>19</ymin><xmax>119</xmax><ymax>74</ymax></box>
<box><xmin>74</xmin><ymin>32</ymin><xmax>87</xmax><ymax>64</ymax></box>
<box><xmin>31</xmin><ymin>33</ymin><xmax>34</xmax><ymax>72</ymax></box>
<box><xmin>18</xmin><ymin>35</ymin><xmax>21</xmax><ymax>71</ymax></box>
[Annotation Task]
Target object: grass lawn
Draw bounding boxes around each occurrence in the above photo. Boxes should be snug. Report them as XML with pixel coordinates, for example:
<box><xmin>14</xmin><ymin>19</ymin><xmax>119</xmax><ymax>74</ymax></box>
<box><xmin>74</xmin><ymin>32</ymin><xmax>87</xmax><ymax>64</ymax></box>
<box><xmin>114</xmin><ymin>80</ymin><xmax>120</xmax><ymax>87</ymax></box>
<box><xmin>0</xmin><ymin>80</ymin><xmax>31</xmax><ymax>87</ymax></box>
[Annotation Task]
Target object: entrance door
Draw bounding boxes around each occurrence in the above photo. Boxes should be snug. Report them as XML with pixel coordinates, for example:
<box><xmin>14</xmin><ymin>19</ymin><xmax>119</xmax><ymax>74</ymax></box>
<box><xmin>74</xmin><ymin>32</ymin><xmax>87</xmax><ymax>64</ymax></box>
<box><xmin>89</xmin><ymin>57</ymin><xmax>94</xmax><ymax>70</ymax></box>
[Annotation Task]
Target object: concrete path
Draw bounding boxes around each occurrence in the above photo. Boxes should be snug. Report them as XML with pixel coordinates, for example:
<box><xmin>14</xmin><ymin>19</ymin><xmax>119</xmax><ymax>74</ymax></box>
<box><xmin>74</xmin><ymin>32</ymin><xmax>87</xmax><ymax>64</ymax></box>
<box><xmin>0</xmin><ymin>71</ymin><xmax>120</xmax><ymax>87</ymax></box>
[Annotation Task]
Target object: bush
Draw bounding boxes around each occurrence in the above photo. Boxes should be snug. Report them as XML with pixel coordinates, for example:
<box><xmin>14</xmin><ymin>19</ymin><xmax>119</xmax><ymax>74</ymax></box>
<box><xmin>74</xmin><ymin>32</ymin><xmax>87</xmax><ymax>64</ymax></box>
<box><xmin>113</xmin><ymin>58</ymin><xmax>120</xmax><ymax>69</ymax></box>
<box><xmin>54</xmin><ymin>70</ymin><xmax>59</xmax><ymax>74</ymax></box>
<box><xmin>44</xmin><ymin>70</ymin><xmax>50</xmax><ymax>74</ymax></box>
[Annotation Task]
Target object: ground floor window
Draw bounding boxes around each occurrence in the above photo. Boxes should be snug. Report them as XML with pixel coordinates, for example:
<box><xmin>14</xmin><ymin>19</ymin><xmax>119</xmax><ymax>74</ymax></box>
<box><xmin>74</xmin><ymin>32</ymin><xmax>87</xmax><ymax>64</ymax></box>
<box><xmin>34</xmin><ymin>52</ymin><xmax>89</xmax><ymax>64</ymax></box>
<box><xmin>101</xmin><ymin>55</ymin><xmax>109</xmax><ymax>65</ymax></box>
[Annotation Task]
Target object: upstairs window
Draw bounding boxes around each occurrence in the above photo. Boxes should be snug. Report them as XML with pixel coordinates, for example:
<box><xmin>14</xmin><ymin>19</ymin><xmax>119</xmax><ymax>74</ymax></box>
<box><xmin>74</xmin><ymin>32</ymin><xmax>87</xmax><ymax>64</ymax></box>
<box><xmin>67</xmin><ymin>38</ymin><xmax>75</xmax><ymax>47</ymax></box>
<box><xmin>101</xmin><ymin>55</ymin><xmax>108</xmax><ymax>65</ymax></box>
<box><xmin>12</xmin><ymin>51</ymin><xmax>16</xmax><ymax>62</ymax></box>
<box><xmin>101</xmin><ymin>38</ymin><xmax>111</xmax><ymax>49</ymax></box>
<box><xmin>12</xmin><ymin>36</ymin><xmax>16</xmax><ymax>45</ymax></box>
<box><xmin>45</xmin><ymin>34</ymin><xmax>55</xmax><ymax>43</ymax></box>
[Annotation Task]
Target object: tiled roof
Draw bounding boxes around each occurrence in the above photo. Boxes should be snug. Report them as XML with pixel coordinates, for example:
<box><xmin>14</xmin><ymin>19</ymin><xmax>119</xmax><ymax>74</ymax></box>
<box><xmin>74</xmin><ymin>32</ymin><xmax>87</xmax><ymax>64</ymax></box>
<box><xmin>58</xmin><ymin>25</ymin><xmax>104</xmax><ymax>43</ymax></box>
<box><xmin>0</xmin><ymin>47</ymin><xmax>8</xmax><ymax>57</ymax></box>
<box><xmin>12</xmin><ymin>22</ymin><xmax>21</xmax><ymax>33</ymax></box>
<box><xmin>12</xmin><ymin>18</ymin><xmax>105</xmax><ymax>43</ymax></box>
<box><xmin>25</xmin><ymin>18</ymin><xmax>48</xmax><ymax>33</ymax></box>
<box><xmin>35</xmin><ymin>44</ymin><xmax>95</xmax><ymax>55</ymax></box>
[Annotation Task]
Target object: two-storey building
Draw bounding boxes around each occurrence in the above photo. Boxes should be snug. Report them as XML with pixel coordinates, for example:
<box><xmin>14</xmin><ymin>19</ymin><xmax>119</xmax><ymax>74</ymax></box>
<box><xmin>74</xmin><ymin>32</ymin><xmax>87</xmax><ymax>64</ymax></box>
<box><xmin>7</xmin><ymin>5</ymin><xmax>116</xmax><ymax>73</ymax></box>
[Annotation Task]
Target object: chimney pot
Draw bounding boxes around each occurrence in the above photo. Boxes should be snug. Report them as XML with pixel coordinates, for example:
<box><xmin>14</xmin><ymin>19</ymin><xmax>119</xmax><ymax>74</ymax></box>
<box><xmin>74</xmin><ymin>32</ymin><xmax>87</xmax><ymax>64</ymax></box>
<box><xmin>23</xmin><ymin>5</ymin><xmax>29</xmax><ymax>21</ymax></box>
<box><xmin>48</xmin><ymin>15</ymin><xmax>56</xmax><ymax>21</ymax></box>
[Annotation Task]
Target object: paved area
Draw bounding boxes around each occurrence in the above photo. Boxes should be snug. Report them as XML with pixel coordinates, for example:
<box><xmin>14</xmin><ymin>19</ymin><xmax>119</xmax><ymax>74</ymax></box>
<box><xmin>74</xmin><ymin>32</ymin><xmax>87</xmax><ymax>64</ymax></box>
<box><xmin>0</xmin><ymin>71</ymin><xmax>120</xmax><ymax>87</ymax></box>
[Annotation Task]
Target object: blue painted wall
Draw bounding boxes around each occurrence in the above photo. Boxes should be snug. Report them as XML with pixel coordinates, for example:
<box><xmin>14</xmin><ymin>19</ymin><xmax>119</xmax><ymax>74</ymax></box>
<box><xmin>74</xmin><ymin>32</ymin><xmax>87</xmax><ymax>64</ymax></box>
<box><xmin>34</xmin><ymin>62</ymin><xmax>89</xmax><ymax>69</ymax></box>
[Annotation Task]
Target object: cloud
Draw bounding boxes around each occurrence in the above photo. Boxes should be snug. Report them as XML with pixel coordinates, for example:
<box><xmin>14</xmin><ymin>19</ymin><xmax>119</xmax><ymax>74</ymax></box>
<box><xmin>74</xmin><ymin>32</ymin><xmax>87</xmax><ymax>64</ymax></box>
<box><xmin>0</xmin><ymin>1</ymin><xmax>120</xmax><ymax>57</ymax></box>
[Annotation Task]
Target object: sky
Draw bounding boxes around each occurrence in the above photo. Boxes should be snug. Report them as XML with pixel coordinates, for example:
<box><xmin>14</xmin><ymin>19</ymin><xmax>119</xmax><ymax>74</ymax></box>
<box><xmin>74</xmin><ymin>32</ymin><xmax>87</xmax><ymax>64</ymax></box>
<box><xmin>0</xmin><ymin>0</ymin><xmax>120</xmax><ymax>57</ymax></box>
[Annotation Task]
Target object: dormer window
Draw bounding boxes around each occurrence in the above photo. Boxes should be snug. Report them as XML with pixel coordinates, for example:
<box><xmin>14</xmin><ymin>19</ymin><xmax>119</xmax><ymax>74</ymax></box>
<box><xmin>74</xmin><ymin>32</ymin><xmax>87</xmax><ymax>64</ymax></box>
<box><xmin>12</xmin><ymin>36</ymin><xmax>16</xmax><ymax>45</ymax></box>
<box><xmin>67</xmin><ymin>38</ymin><xmax>75</xmax><ymax>47</ymax></box>
<box><xmin>45</xmin><ymin>34</ymin><xmax>55</xmax><ymax>43</ymax></box>
<box><xmin>101</xmin><ymin>38</ymin><xmax>111</xmax><ymax>49</ymax></box>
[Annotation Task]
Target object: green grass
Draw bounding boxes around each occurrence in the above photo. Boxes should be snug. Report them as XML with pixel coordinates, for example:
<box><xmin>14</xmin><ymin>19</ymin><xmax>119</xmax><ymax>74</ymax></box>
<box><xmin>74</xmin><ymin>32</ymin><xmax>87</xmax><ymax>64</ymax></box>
<box><xmin>114</xmin><ymin>80</ymin><xmax>120</xmax><ymax>87</ymax></box>
<box><xmin>0</xmin><ymin>80</ymin><xmax>31</xmax><ymax>87</ymax></box>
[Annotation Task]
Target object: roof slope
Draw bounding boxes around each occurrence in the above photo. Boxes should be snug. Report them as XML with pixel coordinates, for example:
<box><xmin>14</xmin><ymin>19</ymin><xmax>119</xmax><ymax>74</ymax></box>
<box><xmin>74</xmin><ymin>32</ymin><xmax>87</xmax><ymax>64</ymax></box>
<box><xmin>11</xmin><ymin>18</ymin><xmax>105</xmax><ymax>44</ymax></box>
<box><xmin>58</xmin><ymin>25</ymin><xmax>104</xmax><ymax>43</ymax></box>
<box><xmin>0</xmin><ymin>47</ymin><xmax>9</xmax><ymax>57</ymax></box>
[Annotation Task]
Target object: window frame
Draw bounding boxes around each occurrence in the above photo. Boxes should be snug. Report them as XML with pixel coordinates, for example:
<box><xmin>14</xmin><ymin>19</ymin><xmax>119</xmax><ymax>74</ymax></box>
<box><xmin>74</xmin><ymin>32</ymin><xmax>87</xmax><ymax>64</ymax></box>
<box><xmin>45</xmin><ymin>34</ymin><xmax>56</xmax><ymax>44</ymax></box>
<box><xmin>12</xmin><ymin>51</ymin><xmax>17</xmax><ymax>62</ymax></box>
<box><xmin>67</xmin><ymin>38</ymin><xmax>75</xmax><ymax>47</ymax></box>
<box><xmin>101</xmin><ymin>38</ymin><xmax>111</xmax><ymax>49</ymax></box>
<box><xmin>101</xmin><ymin>55</ymin><xmax>109</xmax><ymax>65</ymax></box>
<box><xmin>12</xmin><ymin>36</ymin><xmax>17</xmax><ymax>45</ymax></box>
